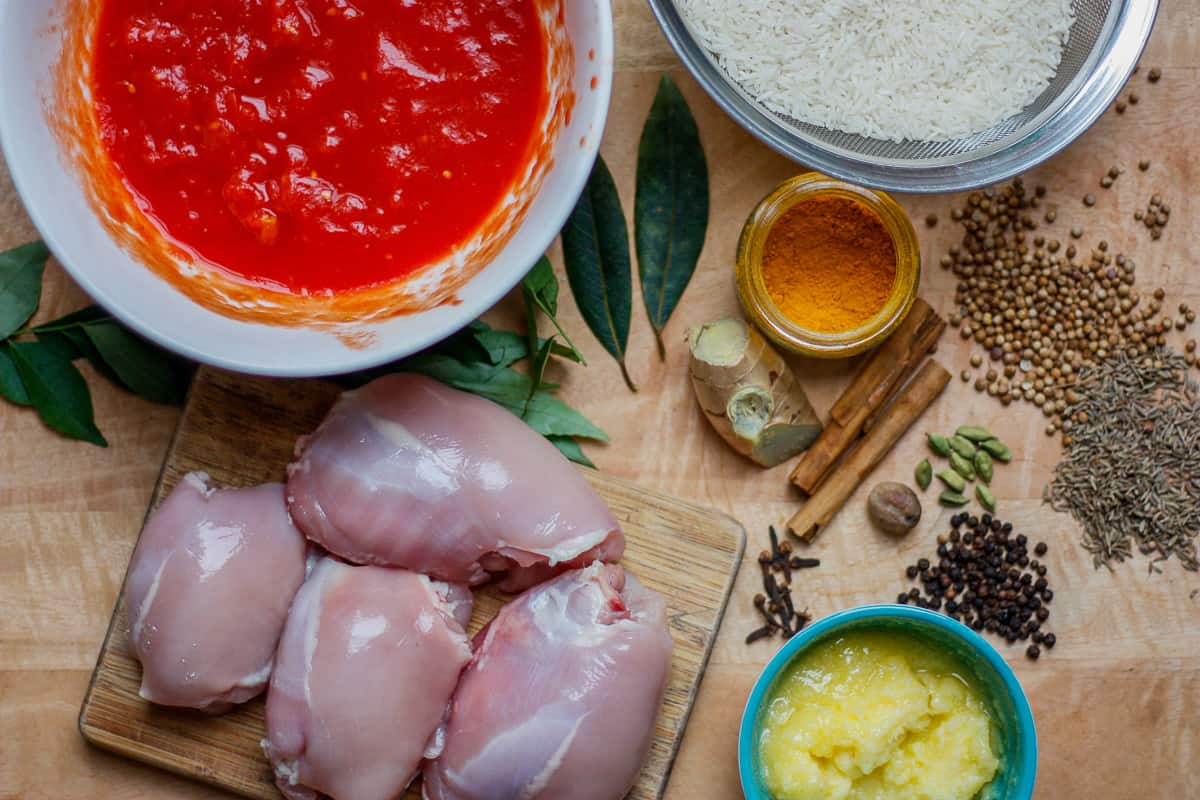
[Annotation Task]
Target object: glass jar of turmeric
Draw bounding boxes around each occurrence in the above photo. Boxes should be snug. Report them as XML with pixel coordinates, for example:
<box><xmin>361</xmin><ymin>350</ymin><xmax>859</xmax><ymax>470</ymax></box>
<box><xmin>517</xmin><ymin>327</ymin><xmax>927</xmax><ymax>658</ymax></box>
<box><xmin>736</xmin><ymin>173</ymin><xmax>920</xmax><ymax>358</ymax></box>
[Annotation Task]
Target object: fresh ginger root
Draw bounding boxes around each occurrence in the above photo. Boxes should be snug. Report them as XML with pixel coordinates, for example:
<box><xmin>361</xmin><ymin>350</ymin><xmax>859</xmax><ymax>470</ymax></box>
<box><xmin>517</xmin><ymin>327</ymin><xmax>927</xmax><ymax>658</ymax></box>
<box><xmin>687</xmin><ymin>318</ymin><xmax>821</xmax><ymax>467</ymax></box>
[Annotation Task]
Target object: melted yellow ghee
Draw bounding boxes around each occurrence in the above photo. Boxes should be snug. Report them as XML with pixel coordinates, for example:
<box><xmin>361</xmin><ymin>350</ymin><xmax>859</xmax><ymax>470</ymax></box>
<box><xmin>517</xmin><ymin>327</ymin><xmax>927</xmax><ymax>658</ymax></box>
<box><xmin>759</xmin><ymin>629</ymin><xmax>999</xmax><ymax>800</ymax></box>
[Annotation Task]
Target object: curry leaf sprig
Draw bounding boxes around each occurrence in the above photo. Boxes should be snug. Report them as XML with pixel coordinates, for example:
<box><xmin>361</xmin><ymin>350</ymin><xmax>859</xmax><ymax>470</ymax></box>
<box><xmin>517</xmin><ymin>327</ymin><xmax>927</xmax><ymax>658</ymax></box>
<box><xmin>561</xmin><ymin>73</ymin><xmax>708</xmax><ymax>389</ymax></box>
<box><xmin>0</xmin><ymin>241</ymin><xmax>191</xmax><ymax>446</ymax></box>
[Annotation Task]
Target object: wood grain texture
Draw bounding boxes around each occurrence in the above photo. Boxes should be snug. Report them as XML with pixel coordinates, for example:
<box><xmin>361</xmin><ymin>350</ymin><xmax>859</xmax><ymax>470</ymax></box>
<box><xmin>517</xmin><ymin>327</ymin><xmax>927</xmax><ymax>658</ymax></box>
<box><xmin>3</xmin><ymin>2</ymin><xmax>1200</xmax><ymax>799</ymax></box>
<box><xmin>76</xmin><ymin>369</ymin><xmax>746</xmax><ymax>800</ymax></box>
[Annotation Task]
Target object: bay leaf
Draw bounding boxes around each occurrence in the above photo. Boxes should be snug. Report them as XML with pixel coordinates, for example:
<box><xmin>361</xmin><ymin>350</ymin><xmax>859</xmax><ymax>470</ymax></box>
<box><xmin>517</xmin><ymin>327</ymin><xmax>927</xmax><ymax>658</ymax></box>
<box><xmin>561</xmin><ymin>155</ymin><xmax>637</xmax><ymax>391</ymax></box>
<box><xmin>635</xmin><ymin>74</ymin><xmax>708</xmax><ymax>358</ymax></box>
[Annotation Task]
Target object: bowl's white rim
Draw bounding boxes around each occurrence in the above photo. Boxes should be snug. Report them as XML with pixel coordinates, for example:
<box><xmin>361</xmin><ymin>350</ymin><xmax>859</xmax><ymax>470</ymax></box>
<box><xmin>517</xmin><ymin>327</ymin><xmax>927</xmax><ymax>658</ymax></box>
<box><xmin>0</xmin><ymin>0</ymin><xmax>614</xmax><ymax>377</ymax></box>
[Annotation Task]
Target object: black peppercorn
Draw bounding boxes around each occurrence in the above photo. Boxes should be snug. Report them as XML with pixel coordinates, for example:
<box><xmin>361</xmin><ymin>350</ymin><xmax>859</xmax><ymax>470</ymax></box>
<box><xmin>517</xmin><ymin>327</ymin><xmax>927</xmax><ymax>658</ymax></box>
<box><xmin>906</xmin><ymin>565</ymin><xmax>919</xmax><ymax>579</ymax></box>
<box><xmin>917</xmin><ymin>558</ymin><xmax>930</xmax><ymax>571</ymax></box>
<box><xmin>1043</xmin><ymin>632</ymin><xmax>1056</xmax><ymax>648</ymax></box>
<box><xmin>1026</xmin><ymin>644</ymin><xmax>1040</xmax><ymax>660</ymax></box>
<box><xmin>897</xmin><ymin>593</ymin><xmax>910</xmax><ymax>604</ymax></box>
<box><xmin>1034</xmin><ymin>542</ymin><xmax>1048</xmax><ymax>556</ymax></box>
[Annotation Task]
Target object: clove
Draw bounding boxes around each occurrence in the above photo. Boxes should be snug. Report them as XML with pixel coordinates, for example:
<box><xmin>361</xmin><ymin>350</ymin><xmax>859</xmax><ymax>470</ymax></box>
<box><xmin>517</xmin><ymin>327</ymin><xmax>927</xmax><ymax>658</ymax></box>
<box><xmin>745</xmin><ymin>625</ymin><xmax>775</xmax><ymax>644</ymax></box>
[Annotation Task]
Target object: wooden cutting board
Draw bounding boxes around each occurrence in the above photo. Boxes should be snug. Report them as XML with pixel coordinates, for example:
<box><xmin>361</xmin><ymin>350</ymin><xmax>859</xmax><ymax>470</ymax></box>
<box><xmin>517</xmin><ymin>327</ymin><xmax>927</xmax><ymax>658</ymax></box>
<box><xmin>77</xmin><ymin>367</ymin><xmax>746</xmax><ymax>800</ymax></box>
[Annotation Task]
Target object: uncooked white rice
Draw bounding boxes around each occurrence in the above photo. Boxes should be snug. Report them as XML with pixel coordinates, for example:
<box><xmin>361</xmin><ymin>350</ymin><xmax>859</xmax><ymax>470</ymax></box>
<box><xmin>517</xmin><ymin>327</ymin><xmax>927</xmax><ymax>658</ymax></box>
<box><xmin>674</xmin><ymin>0</ymin><xmax>1075</xmax><ymax>143</ymax></box>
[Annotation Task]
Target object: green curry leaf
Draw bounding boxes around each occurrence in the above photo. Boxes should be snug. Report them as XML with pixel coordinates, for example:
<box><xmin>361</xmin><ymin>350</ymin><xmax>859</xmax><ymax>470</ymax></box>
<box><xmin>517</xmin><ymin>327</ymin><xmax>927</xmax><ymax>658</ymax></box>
<box><xmin>0</xmin><ymin>241</ymin><xmax>50</xmax><ymax>339</ymax></box>
<box><xmin>8</xmin><ymin>340</ymin><xmax>107</xmax><ymax>446</ymax></box>
<box><xmin>0</xmin><ymin>342</ymin><xmax>31</xmax><ymax>406</ymax></box>
<box><xmin>522</xmin><ymin>257</ymin><xmax>585</xmax><ymax>364</ymax></box>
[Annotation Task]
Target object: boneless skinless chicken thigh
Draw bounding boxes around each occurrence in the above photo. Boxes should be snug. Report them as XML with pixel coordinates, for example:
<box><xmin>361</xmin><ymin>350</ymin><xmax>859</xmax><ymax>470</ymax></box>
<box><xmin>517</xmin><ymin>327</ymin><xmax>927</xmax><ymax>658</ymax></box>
<box><xmin>286</xmin><ymin>373</ymin><xmax>624</xmax><ymax>590</ymax></box>
<box><xmin>423</xmin><ymin>563</ymin><xmax>674</xmax><ymax>800</ymax></box>
<box><xmin>123</xmin><ymin>474</ymin><xmax>307</xmax><ymax>712</ymax></box>
<box><xmin>264</xmin><ymin>557</ymin><xmax>473</xmax><ymax>800</ymax></box>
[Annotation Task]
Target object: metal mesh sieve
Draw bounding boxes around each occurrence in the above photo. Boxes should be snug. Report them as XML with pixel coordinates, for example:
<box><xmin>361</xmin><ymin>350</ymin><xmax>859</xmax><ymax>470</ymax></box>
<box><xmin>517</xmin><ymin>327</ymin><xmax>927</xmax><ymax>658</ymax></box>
<box><xmin>648</xmin><ymin>0</ymin><xmax>1158</xmax><ymax>191</ymax></box>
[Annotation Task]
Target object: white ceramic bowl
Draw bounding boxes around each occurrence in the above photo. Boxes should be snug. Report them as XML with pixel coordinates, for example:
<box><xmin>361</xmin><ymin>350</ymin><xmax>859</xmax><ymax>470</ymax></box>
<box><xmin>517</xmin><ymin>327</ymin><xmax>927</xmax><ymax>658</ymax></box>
<box><xmin>0</xmin><ymin>0</ymin><xmax>612</xmax><ymax>376</ymax></box>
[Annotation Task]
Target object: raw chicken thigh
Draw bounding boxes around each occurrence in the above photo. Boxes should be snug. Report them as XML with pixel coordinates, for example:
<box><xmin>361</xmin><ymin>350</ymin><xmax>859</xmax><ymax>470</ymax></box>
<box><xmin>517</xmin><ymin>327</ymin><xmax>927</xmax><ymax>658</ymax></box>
<box><xmin>264</xmin><ymin>557</ymin><xmax>473</xmax><ymax>800</ymax></box>
<box><xmin>124</xmin><ymin>473</ymin><xmax>307</xmax><ymax>712</ymax></box>
<box><xmin>287</xmin><ymin>373</ymin><xmax>624</xmax><ymax>590</ymax></box>
<box><xmin>422</xmin><ymin>563</ymin><xmax>674</xmax><ymax>800</ymax></box>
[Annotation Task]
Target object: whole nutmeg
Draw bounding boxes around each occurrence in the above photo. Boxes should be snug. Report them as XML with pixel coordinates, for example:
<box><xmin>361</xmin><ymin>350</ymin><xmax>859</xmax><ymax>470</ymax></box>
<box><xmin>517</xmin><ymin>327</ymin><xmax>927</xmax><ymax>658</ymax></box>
<box><xmin>867</xmin><ymin>482</ymin><xmax>922</xmax><ymax>536</ymax></box>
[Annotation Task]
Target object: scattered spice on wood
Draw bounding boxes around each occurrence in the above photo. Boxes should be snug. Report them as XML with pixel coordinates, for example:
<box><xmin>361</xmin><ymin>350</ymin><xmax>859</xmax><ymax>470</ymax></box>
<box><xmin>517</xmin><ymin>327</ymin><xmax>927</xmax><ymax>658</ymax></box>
<box><xmin>788</xmin><ymin>359</ymin><xmax>951</xmax><ymax>542</ymax></box>
<box><xmin>896</xmin><ymin>512</ymin><xmax>1056</xmax><ymax>658</ymax></box>
<box><xmin>746</xmin><ymin>526</ymin><xmax>818</xmax><ymax>644</ymax></box>
<box><xmin>1047</xmin><ymin>349</ymin><xmax>1200</xmax><ymax>572</ymax></box>
<box><xmin>1140</xmin><ymin>194</ymin><xmax>1171</xmax><ymax>239</ymax></box>
<box><xmin>937</xmin><ymin>179</ymin><xmax>1197</xmax><ymax>432</ymax></box>
<box><xmin>1148</xmin><ymin>67</ymin><xmax>1162</xmax><ymax>83</ymax></box>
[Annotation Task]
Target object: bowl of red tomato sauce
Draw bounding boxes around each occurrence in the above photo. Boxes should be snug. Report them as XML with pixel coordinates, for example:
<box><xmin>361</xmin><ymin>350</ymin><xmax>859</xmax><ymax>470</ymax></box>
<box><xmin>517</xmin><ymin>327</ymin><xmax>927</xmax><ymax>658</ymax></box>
<box><xmin>0</xmin><ymin>0</ymin><xmax>612</xmax><ymax>375</ymax></box>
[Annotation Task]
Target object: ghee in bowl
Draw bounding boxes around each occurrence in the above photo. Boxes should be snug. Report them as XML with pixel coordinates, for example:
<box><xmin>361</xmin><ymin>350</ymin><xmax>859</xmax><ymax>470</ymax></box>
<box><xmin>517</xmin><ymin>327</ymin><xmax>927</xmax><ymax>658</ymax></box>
<box><xmin>759</xmin><ymin>630</ymin><xmax>999</xmax><ymax>799</ymax></box>
<box><xmin>739</xmin><ymin>605</ymin><xmax>1037</xmax><ymax>800</ymax></box>
<box><xmin>736</xmin><ymin>173</ymin><xmax>920</xmax><ymax>359</ymax></box>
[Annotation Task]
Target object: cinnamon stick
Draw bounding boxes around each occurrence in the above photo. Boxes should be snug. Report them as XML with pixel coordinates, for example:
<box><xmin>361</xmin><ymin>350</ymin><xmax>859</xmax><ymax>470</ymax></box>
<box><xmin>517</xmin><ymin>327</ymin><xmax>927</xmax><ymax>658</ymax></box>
<box><xmin>862</xmin><ymin>312</ymin><xmax>947</xmax><ymax>433</ymax></box>
<box><xmin>787</xmin><ymin>359</ymin><xmax>951</xmax><ymax>543</ymax></box>
<box><xmin>828</xmin><ymin>298</ymin><xmax>939</xmax><ymax>426</ymax></box>
<box><xmin>790</xmin><ymin>299</ymin><xmax>943</xmax><ymax>493</ymax></box>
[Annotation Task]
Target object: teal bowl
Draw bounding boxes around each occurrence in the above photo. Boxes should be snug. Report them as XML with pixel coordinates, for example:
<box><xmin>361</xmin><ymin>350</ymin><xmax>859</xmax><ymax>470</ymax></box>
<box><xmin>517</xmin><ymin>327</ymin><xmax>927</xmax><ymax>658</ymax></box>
<box><xmin>738</xmin><ymin>604</ymin><xmax>1037</xmax><ymax>800</ymax></box>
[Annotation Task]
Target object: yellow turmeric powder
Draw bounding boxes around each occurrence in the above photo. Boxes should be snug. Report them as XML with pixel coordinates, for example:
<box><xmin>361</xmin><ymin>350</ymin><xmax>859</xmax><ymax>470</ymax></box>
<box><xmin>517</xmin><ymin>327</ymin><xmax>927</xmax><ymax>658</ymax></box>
<box><xmin>761</xmin><ymin>196</ymin><xmax>896</xmax><ymax>333</ymax></box>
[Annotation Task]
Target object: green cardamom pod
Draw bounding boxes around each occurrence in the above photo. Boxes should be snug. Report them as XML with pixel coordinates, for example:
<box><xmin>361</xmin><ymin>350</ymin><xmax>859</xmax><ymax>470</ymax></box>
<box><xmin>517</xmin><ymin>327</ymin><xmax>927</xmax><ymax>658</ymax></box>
<box><xmin>956</xmin><ymin>425</ymin><xmax>994</xmax><ymax>442</ymax></box>
<box><xmin>937</xmin><ymin>469</ymin><xmax>966</xmax><ymax>493</ymax></box>
<box><xmin>949</xmin><ymin>435</ymin><xmax>978</xmax><ymax>459</ymax></box>
<box><xmin>950</xmin><ymin>450</ymin><xmax>976</xmax><ymax>480</ymax></box>
<box><xmin>974</xmin><ymin>450</ymin><xmax>994</xmax><ymax>484</ymax></box>
<box><xmin>980</xmin><ymin>438</ymin><xmax>1012</xmax><ymax>463</ymax></box>
<box><xmin>915</xmin><ymin>459</ymin><xmax>933</xmax><ymax>490</ymax></box>
<box><xmin>939</xmin><ymin>490</ymin><xmax>969</xmax><ymax>507</ymax></box>
<box><xmin>976</xmin><ymin>484</ymin><xmax>997</xmax><ymax>512</ymax></box>
<box><xmin>927</xmin><ymin>433</ymin><xmax>952</xmax><ymax>457</ymax></box>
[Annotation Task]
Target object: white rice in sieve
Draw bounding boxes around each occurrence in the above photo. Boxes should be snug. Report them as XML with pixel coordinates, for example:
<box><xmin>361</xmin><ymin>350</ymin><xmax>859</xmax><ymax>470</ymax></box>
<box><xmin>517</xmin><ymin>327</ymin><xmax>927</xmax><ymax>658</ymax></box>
<box><xmin>674</xmin><ymin>0</ymin><xmax>1075</xmax><ymax>143</ymax></box>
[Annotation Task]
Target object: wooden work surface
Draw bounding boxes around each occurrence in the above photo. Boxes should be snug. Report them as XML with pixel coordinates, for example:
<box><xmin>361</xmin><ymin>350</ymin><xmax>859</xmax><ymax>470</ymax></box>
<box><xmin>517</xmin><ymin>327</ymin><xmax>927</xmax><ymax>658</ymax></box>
<box><xmin>2</xmin><ymin>1</ymin><xmax>1198</xmax><ymax>797</ymax></box>
<box><xmin>76</xmin><ymin>369</ymin><xmax>744</xmax><ymax>800</ymax></box>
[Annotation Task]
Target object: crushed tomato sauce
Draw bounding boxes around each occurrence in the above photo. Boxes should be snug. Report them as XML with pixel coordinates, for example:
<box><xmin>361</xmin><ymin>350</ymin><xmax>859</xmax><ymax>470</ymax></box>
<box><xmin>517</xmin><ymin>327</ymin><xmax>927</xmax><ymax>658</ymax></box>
<box><xmin>91</xmin><ymin>0</ymin><xmax>547</xmax><ymax>294</ymax></box>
